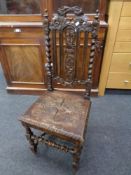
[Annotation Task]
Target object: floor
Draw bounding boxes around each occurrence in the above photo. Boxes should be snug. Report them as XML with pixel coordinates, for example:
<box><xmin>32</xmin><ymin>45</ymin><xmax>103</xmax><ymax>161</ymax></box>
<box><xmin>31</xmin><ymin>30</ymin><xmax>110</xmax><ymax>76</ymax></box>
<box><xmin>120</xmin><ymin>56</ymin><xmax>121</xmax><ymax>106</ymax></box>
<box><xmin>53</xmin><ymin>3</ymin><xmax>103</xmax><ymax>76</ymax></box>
<box><xmin>0</xmin><ymin>66</ymin><xmax>131</xmax><ymax>175</ymax></box>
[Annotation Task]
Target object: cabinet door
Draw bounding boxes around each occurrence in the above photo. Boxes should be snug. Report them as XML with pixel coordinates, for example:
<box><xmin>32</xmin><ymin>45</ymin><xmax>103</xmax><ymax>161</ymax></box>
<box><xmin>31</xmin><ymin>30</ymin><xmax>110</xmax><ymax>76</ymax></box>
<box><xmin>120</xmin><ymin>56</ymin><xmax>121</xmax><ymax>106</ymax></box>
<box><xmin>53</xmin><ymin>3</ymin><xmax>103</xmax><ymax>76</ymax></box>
<box><xmin>0</xmin><ymin>38</ymin><xmax>47</xmax><ymax>93</ymax></box>
<box><xmin>0</xmin><ymin>0</ymin><xmax>47</xmax><ymax>22</ymax></box>
<box><xmin>0</xmin><ymin>0</ymin><xmax>41</xmax><ymax>14</ymax></box>
<box><xmin>47</xmin><ymin>0</ymin><xmax>108</xmax><ymax>20</ymax></box>
<box><xmin>51</xmin><ymin>0</ymin><xmax>99</xmax><ymax>13</ymax></box>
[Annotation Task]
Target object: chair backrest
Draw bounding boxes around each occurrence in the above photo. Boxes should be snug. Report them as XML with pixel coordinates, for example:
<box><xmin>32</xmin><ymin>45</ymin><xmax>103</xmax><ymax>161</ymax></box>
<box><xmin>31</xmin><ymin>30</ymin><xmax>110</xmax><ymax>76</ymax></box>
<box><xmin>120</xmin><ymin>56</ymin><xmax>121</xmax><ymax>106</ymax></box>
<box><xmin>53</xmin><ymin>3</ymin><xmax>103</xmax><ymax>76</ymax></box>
<box><xmin>44</xmin><ymin>6</ymin><xmax>99</xmax><ymax>99</ymax></box>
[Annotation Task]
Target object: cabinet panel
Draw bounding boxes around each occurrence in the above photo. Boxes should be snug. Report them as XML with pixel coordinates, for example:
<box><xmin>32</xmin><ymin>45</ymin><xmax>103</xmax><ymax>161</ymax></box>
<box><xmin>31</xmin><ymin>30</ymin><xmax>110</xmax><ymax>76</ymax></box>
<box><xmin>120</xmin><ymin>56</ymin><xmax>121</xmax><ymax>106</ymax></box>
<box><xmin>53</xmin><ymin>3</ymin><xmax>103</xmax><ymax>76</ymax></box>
<box><xmin>110</xmin><ymin>53</ymin><xmax>131</xmax><ymax>72</ymax></box>
<box><xmin>119</xmin><ymin>17</ymin><xmax>131</xmax><ymax>29</ymax></box>
<box><xmin>121</xmin><ymin>1</ymin><xmax>131</xmax><ymax>16</ymax></box>
<box><xmin>0</xmin><ymin>38</ymin><xmax>47</xmax><ymax>91</ymax></box>
<box><xmin>5</xmin><ymin>46</ymin><xmax>43</xmax><ymax>82</ymax></box>
<box><xmin>107</xmin><ymin>73</ymin><xmax>131</xmax><ymax>89</ymax></box>
<box><xmin>114</xmin><ymin>42</ymin><xmax>131</xmax><ymax>53</ymax></box>
<box><xmin>116</xmin><ymin>30</ymin><xmax>131</xmax><ymax>41</ymax></box>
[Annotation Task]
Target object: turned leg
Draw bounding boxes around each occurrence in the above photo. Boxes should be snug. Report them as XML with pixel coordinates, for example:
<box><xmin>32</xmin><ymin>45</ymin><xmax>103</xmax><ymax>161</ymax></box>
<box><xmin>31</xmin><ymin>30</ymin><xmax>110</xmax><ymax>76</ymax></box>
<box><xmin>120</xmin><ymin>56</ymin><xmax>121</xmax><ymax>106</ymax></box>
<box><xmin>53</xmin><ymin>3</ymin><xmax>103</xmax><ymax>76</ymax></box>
<box><xmin>24</xmin><ymin>126</ymin><xmax>38</xmax><ymax>154</ymax></box>
<box><xmin>72</xmin><ymin>146</ymin><xmax>82</xmax><ymax>175</ymax></box>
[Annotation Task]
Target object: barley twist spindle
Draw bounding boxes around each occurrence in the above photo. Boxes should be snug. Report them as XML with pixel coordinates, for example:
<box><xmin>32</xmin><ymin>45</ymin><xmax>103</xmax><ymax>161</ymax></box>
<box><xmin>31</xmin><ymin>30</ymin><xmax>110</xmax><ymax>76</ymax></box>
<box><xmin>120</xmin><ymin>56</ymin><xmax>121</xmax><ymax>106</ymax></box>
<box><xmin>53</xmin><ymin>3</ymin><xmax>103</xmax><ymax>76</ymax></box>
<box><xmin>85</xmin><ymin>10</ymin><xmax>99</xmax><ymax>99</ymax></box>
<box><xmin>44</xmin><ymin>9</ymin><xmax>53</xmax><ymax>91</ymax></box>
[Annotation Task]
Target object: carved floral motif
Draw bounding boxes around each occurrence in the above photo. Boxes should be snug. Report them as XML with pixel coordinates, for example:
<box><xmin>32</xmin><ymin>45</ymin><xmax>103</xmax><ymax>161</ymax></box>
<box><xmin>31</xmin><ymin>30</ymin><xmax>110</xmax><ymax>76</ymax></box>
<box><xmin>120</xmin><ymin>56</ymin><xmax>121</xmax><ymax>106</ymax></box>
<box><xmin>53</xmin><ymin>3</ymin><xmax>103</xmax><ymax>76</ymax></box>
<box><xmin>64</xmin><ymin>27</ymin><xmax>76</xmax><ymax>82</ymax></box>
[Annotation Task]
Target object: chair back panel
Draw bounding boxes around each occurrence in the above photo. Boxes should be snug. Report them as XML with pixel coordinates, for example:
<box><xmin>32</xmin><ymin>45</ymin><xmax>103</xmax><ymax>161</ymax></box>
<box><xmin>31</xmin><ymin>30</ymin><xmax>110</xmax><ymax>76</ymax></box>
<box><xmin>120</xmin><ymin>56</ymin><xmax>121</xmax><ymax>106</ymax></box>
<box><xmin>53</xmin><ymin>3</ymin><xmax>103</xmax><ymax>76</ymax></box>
<box><xmin>44</xmin><ymin>6</ymin><xmax>99</xmax><ymax>98</ymax></box>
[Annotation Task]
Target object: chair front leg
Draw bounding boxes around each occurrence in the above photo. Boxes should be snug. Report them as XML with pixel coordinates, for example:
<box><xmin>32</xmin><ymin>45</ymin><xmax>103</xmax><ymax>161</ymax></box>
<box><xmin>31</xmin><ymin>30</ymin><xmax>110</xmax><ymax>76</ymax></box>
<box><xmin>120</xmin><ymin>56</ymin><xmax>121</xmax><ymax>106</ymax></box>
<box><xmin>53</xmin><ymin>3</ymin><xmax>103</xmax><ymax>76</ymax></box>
<box><xmin>24</xmin><ymin>125</ymin><xmax>38</xmax><ymax>154</ymax></box>
<box><xmin>72</xmin><ymin>145</ymin><xmax>83</xmax><ymax>174</ymax></box>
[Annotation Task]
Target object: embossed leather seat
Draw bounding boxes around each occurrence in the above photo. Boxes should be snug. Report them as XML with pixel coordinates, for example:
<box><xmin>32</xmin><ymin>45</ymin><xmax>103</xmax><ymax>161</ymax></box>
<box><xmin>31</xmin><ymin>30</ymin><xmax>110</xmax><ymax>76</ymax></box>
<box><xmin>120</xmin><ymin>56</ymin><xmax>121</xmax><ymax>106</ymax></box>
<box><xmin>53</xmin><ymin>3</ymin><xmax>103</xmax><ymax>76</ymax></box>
<box><xmin>20</xmin><ymin>91</ymin><xmax>91</xmax><ymax>143</ymax></box>
<box><xmin>20</xmin><ymin>6</ymin><xmax>99</xmax><ymax>174</ymax></box>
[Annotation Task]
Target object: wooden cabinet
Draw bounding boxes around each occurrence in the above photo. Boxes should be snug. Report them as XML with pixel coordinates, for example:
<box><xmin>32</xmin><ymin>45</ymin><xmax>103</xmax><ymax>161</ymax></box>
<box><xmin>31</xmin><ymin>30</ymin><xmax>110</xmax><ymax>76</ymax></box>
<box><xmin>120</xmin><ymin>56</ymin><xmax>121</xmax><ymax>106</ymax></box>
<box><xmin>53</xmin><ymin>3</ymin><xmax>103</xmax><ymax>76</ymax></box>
<box><xmin>99</xmin><ymin>0</ymin><xmax>131</xmax><ymax>95</ymax></box>
<box><xmin>0</xmin><ymin>24</ymin><xmax>47</xmax><ymax>93</ymax></box>
<box><xmin>0</xmin><ymin>0</ymin><xmax>108</xmax><ymax>95</ymax></box>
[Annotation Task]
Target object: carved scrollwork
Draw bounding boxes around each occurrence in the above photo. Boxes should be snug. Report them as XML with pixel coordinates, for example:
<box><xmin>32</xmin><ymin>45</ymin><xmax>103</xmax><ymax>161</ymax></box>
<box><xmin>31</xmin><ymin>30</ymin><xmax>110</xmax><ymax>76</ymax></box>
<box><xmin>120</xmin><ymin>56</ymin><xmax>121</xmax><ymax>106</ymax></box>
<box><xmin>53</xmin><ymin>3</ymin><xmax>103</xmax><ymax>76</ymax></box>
<box><xmin>57</xmin><ymin>6</ymin><xmax>84</xmax><ymax>16</ymax></box>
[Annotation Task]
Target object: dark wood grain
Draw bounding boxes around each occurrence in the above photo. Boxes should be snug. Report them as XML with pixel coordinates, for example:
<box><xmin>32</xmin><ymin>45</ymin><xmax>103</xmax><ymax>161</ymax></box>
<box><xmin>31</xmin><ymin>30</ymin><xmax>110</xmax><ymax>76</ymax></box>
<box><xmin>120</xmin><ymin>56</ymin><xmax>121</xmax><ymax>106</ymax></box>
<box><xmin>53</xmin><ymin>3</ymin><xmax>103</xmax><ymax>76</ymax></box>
<box><xmin>5</xmin><ymin>46</ymin><xmax>43</xmax><ymax>82</ymax></box>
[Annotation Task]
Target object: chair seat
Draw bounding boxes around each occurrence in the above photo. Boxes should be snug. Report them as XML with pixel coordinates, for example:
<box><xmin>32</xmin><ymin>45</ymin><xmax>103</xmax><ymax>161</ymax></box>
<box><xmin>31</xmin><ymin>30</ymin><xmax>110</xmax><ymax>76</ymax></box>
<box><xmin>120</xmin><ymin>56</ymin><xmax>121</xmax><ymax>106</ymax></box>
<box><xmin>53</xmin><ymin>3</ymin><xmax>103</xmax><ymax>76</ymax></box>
<box><xmin>20</xmin><ymin>91</ymin><xmax>91</xmax><ymax>143</ymax></box>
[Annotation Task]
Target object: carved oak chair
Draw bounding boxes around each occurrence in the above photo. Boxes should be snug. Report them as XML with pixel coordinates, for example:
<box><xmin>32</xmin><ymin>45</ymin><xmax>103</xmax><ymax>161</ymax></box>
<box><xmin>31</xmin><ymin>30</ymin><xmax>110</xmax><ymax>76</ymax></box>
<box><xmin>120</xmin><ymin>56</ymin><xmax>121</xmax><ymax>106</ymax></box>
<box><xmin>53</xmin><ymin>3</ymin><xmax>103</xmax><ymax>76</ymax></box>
<box><xmin>20</xmin><ymin>6</ymin><xmax>99</xmax><ymax>174</ymax></box>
